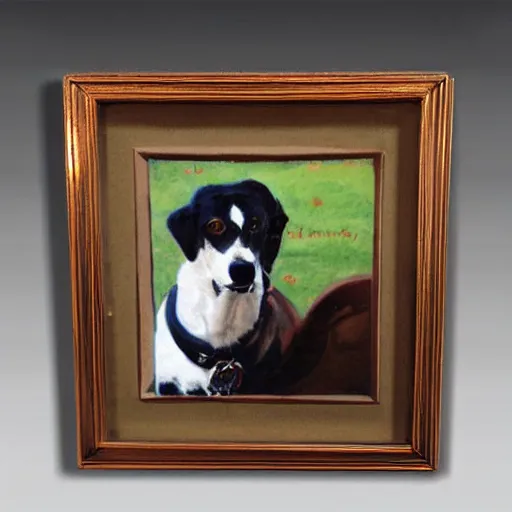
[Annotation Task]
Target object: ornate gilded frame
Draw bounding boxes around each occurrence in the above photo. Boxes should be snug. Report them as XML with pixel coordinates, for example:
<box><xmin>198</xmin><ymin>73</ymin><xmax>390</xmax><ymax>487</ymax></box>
<box><xmin>63</xmin><ymin>72</ymin><xmax>453</xmax><ymax>470</ymax></box>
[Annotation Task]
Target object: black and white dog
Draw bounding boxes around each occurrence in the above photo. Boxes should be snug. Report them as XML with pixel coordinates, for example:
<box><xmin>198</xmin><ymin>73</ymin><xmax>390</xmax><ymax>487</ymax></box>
<box><xmin>154</xmin><ymin>179</ymin><xmax>300</xmax><ymax>397</ymax></box>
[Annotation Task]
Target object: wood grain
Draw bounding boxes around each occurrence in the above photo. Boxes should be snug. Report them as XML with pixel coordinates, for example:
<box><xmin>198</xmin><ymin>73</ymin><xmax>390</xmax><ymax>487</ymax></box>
<box><xmin>63</xmin><ymin>72</ymin><xmax>454</xmax><ymax>471</ymax></box>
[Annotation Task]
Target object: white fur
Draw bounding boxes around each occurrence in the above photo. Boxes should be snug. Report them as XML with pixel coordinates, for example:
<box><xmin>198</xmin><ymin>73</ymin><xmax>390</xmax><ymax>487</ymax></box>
<box><xmin>154</xmin><ymin>297</ymin><xmax>210</xmax><ymax>394</ymax></box>
<box><xmin>175</xmin><ymin>246</ymin><xmax>263</xmax><ymax>347</ymax></box>
<box><xmin>154</xmin><ymin>234</ymin><xmax>265</xmax><ymax>395</ymax></box>
<box><xmin>230</xmin><ymin>205</ymin><xmax>244</xmax><ymax>229</ymax></box>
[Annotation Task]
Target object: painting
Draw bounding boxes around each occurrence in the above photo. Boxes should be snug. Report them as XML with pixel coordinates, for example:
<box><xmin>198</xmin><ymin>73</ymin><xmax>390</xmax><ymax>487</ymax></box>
<box><xmin>65</xmin><ymin>72</ymin><xmax>453</xmax><ymax>470</ymax></box>
<box><xmin>139</xmin><ymin>156</ymin><xmax>380</xmax><ymax>400</ymax></box>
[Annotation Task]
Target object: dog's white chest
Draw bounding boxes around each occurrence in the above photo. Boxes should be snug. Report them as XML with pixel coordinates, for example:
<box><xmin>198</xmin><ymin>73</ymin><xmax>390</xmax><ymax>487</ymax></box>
<box><xmin>154</xmin><ymin>297</ymin><xmax>211</xmax><ymax>394</ymax></box>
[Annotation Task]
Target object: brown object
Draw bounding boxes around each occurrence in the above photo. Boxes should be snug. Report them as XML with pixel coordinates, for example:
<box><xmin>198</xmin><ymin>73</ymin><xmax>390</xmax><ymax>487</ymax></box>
<box><xmin>272</xmin><ymin>275</ymin><xmax>374</xmax><ymax>398</ymax></box>
<box><xmin>63</xmin><ymin>72</ymin><xmax>453</xmax><ymax>471</ymax></box>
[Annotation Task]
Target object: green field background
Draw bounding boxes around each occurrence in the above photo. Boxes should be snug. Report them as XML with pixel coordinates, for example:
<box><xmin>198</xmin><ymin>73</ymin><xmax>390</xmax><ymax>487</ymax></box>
<box><xmin>148</xmin><ymin>158</ymin><xmax>375</xmax><ymax>317</ymax></box>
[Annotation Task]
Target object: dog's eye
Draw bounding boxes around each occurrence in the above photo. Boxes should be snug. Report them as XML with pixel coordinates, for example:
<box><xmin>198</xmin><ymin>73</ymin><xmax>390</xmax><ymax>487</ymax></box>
<box><xmin>206</xmin><ymin>218</ymin><xmax>226</xmax><ymax>235</ymax></box>
<box><xmin>248</xmin><ymin>217</ymin><xmax>260</xmax><ymax>232</ymax></box>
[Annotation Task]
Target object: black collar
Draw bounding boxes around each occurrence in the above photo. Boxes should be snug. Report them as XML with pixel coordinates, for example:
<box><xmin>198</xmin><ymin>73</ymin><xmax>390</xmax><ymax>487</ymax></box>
<box><xmin>165</xmin><ymin>284</ymin><xmax>270</xmax><ymax>371</ymax></box>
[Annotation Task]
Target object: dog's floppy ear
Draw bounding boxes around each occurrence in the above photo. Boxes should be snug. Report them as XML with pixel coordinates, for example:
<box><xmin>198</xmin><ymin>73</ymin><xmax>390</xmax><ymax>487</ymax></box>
<box><xmin>262</xmin><ymin>199</ymin><xmax>289</xmax><ymax>275</ymax></box>
<box><xmin>166</xmin><ymin>205</ymin><xmax>200</xmax><ymax>261</ymax></box>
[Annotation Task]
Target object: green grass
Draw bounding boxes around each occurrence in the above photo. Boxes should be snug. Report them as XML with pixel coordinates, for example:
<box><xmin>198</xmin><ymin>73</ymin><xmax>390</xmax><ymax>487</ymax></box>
<box><xmin>148</xmin><ymin>158</ymin><xmax>375</xmax><ymax>317</ymax></box>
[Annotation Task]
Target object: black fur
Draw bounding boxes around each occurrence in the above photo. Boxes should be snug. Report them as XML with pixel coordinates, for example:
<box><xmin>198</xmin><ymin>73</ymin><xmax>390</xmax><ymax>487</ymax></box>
<box><xmin>166</xmin><ymin>205</ymin><xmax>200</xmax><ymax>262</ymax></box>
<box><xmin>158</xmin><ymin>380</ymin><xmax>208</xmax><ymax>396</ymax></box>
<box><xmin>187</xmin><ymin>387</ymin><xmax>209</xmax><ymax>396</ymax></box>
<box><xmin>158</xmin><ymin>381</ymin><xmax>182</xmax><ymax>395</ymax></box>
<box><xmin>166</xmin><ymin>179</ymin><xmax>288</xmax><ymax>275</ymax></box>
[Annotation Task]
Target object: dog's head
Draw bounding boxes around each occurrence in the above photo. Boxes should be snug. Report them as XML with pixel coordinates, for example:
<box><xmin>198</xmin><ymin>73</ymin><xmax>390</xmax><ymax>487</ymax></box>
<box><xmin>167</xmin><ymin>179</ymin><xmax>288</xmax><ymax>293</ymax></box>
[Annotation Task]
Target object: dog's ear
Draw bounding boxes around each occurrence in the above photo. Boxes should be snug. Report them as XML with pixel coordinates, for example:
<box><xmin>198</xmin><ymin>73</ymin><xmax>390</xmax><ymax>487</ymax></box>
<box><xmin>166</xmin><ymin>205</ymin><xmax>200</xmax><ymax>261</ymax></box>
<box><xmin>262</xmin><ymin>199</ymin><xmax>289</xmax><ymax>275</ymax></box>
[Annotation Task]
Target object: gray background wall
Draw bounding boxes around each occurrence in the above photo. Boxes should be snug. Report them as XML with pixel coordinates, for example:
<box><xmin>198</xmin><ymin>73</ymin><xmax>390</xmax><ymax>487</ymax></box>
<box><xmin>1</xmin><ymin>1</ymin><xmax>510</xmax><ymax>510</ymax></box>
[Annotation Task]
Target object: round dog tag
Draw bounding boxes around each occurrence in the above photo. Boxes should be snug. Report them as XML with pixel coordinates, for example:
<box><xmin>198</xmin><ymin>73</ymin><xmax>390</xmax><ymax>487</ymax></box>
<box><xmin>208</xmin><ymin>360</ymin><xmax>244</xmax><ymax>396</ymax></box>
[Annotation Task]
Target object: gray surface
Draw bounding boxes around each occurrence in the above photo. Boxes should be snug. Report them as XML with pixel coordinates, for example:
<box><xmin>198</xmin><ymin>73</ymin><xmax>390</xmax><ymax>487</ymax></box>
<box><xmin>0</xmin><ymin>1</ymin><xmax>510</xmax><ymax>510</ymax></box>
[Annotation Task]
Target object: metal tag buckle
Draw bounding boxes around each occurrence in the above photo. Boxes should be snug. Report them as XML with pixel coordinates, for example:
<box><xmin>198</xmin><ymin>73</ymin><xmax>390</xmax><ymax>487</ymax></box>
<box><xmin>208</xmin><ymin>360</ymin><xmax>244</xmax><ymax>396</ymax></box>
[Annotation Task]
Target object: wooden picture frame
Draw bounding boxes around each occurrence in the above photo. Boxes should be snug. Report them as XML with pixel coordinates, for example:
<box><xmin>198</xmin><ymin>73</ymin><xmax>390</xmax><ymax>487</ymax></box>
<box><xmin>63</xmin><ymin>72</ymin><xmax>454</xmax><ymax>471</ymax></box>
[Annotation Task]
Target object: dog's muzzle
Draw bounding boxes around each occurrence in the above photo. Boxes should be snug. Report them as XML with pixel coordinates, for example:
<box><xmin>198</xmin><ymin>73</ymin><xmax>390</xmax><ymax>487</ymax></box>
<box><xmin>226</xmin><ymin>259</ymin><xmax>256</xmax><ymax>294</ymax></box>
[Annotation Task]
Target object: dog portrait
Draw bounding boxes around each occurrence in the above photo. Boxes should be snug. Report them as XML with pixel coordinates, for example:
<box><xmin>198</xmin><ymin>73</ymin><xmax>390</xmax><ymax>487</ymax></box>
<box><xmin>138</xmin><ymin>157</ymin><xmax>380</xmax><ymax>400</ymax></box>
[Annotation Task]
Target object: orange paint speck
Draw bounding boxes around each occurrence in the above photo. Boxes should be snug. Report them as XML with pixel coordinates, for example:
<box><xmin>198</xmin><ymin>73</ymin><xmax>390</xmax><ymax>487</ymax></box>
<box><xmin>282</xmin><ymin>274</ymin><xmax>297</xmax><ymax>286</ymax></box>
<box><xmin>308</xmin><ymin>162</ymin><xmax>322</xmax><ymax>171</ymax></box>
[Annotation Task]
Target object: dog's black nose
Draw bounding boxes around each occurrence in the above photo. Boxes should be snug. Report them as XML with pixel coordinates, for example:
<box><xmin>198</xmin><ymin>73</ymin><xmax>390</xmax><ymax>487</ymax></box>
<box><xmin>229</xmin><ymin>259</ymin><xmax>255</xmax><ymax>286</ymax></box>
